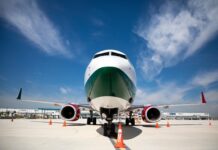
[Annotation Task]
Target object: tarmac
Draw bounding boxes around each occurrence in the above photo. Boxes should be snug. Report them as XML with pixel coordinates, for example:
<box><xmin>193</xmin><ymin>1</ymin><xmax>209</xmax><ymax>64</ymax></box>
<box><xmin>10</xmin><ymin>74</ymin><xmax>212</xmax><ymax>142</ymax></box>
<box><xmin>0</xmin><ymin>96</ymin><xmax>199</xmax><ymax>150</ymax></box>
<box><xmin>0</xmin><ymin>119</ymin><xmax>217</xmax><ymax>150</ymax></box>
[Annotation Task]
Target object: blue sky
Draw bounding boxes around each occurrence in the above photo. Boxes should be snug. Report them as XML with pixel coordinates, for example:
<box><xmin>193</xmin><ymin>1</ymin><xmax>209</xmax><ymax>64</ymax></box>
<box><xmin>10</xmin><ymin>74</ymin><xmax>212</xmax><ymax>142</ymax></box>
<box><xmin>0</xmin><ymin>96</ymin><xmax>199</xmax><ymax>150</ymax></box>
<box><xmin>0</xmin><ymin>0</ymin><xmax>218</xmax><ymax>116</ymax></box>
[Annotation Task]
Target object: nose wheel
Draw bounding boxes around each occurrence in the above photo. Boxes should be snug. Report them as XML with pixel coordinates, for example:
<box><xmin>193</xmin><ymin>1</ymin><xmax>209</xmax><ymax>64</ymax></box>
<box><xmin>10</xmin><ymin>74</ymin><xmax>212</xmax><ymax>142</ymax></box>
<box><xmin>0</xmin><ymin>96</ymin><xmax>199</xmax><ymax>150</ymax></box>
<box><xmin>103</xmin><ymin>122</ymin><xmax>116</xmax><ymax>137</ymax></box>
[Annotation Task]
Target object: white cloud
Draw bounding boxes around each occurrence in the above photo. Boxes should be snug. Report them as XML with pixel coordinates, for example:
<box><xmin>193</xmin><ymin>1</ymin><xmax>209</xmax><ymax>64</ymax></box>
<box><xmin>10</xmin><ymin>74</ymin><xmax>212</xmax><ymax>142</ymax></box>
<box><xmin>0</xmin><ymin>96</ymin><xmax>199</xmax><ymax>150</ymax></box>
<box><xmin>25</xmin><ymin>80</ymin><xmax>33</xmax><ymax>84</ymax></box>
<box><xmin>91</xmin><ymin>18</ymin><xmax>104</xmax><ymax>27</ymax></box>
<box><xmin>136</xmin><ymin>0</ymin><xmax>218</xmax><ymax>79</ymax></box>
<box><xmin>206</xmin><ymin>90</ymin><xmax>218</xmax><ymax>102</ymax></box>
<box><xmin>0</xmin><ymin>75</ymin><xmax>7</xmax><ymax>81</ymax></box>
<box><xmin>136</xmin><ymin>82</ymin><xmax>190</xmax><ymax>105</ymax></box>
<box><xmin>191</xmin><ymin>70</ymin><xmax>218</xmax><ymax>87</ymax></box>
<box><xmin>136</xmin><ymin>70</ymin><xmax>218</xmax><ymax>104</ymax></box>
<box><xmin>186</xmin><ymin>0</ymin><xmax>218</xmax><ymax>57</ymax></box>
<box><xmin>0</xmin><ymin>0</ymin><xmax>72</xmax><ymax>57</ymax></box>
<box><xmin>59</xmin><ymin>87</ymin><xmax>72</xmax><ymax>95</ymax></box>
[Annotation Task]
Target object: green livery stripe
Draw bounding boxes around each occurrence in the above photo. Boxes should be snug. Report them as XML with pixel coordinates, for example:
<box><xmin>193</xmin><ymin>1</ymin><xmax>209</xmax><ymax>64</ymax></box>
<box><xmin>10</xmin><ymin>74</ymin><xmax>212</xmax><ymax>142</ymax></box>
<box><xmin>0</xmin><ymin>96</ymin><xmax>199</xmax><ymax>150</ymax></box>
<box><xmin>85</xmin><ymin>67</ymin><xmax>136</xmax><ymax>102</ymax></box>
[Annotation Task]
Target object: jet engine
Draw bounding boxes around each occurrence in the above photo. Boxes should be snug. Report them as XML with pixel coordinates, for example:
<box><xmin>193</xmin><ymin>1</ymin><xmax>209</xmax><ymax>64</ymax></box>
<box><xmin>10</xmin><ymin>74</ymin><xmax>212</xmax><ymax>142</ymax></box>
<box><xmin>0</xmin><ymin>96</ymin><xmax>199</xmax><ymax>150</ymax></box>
<box><xmin>141</xmin><ymin>106</ymin><xmax>161</xmax><ymax>123</ymax></box>
<box><xmin>60</xmin><ymin>104</ymin><xmax>80</xmax><ymax>121</ymax></box>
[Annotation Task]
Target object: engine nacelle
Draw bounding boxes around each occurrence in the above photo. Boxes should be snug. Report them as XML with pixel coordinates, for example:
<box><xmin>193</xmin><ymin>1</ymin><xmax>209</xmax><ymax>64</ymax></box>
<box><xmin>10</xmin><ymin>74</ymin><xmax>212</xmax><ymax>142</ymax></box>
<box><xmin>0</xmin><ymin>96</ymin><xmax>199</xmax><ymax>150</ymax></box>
<box><xmin>142</xmin><ymin>106</ymin><xmax>161</xmax><ymax>123</ymax></box>
<box><xmin>60</xmin><ymin>104</ymin><xmax>80</xmax><ymax>121</ymax></box>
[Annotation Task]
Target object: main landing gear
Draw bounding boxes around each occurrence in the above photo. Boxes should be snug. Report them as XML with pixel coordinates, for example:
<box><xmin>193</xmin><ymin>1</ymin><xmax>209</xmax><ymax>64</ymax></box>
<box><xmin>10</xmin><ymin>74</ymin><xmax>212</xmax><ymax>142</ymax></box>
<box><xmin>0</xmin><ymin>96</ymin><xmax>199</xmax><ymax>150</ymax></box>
<box><xmin>87</xmin><ymin>110</ymin><xmax>96</xmax><ymax>125</ymax></box>
<box><xmin>125</xmin><ymin>111</ymin><xmax>135</xmax><ymax>126</ymax></box>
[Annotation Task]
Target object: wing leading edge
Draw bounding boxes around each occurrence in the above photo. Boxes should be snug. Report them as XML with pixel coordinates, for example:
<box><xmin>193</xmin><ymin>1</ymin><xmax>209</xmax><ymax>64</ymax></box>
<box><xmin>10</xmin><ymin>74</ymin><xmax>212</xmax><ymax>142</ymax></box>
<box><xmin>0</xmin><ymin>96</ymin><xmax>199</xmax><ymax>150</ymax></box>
<box><xmin>16</xmin><ymin>88</ymin><xmax>91</xmax><ymax>109</ymax></box>
<box><xmin>157</xmin><ymin>92</ymin><xmax>207</xmax><ymax>109</ymax></box>
<box><xmin>129</xmin><ymin>91</ymin><xmax>207</xmax><ymax>110</ymax></box>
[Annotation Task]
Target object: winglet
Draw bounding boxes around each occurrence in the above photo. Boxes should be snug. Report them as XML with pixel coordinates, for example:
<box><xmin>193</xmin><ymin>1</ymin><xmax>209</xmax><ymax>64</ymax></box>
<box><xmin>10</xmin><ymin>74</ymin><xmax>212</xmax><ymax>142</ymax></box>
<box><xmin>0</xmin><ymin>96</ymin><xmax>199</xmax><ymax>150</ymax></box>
<box><xmin>201</xmin><ymin>91</ymin><xmax>207</xmax><ymax>104</ymax></box>
<box><xmin>17</xmin><ymin>88</ymin><xmax>22</xmax><ymax>100</ymax></box>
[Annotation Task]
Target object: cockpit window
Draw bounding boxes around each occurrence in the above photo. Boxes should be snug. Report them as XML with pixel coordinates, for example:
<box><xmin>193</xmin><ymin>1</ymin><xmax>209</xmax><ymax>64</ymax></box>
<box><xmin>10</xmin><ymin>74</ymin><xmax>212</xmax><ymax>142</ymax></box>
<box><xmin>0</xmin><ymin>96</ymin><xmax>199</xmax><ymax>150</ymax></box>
<box><xmin>111</xmin><ymin>52</ymin><xmax>127</xmax><ymax>59</ymax></box>
<box><xmin>94</xmin><ymin>52</ymin><xmax>109</xmax><ymax>58</ymax></box>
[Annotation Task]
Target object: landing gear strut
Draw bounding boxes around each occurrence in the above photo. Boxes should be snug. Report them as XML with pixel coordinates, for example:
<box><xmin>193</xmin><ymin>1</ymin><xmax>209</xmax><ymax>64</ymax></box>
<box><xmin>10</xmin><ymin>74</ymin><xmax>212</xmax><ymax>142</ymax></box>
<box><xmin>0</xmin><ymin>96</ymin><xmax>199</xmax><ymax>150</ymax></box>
<box><xmin>87</xmin><ymin>110</ymin><xmax>96</xmax><ymax>125</ymax></box>
<box><xmin>100</xmin><ymin>107</ymin><xmax>118</xmax><ymax>137</ymax></box>
<box><xmin>126</xmin><ymin>111</ymin><xmax>135</xmax><ymax>126</ymax></box>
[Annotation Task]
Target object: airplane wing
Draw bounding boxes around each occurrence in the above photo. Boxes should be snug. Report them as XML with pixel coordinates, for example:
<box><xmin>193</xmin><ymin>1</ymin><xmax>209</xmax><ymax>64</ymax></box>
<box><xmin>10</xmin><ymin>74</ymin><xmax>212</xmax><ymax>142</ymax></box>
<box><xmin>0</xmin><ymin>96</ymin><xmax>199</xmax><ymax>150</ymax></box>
<box><xmin>129</xmin><ymin>91</ymin><xmax>207</xmax><ymax>110</ymax></box>
<box><xmin>156</xmin><ymin>92</ymin><xmax>207</xmax><ymax>109</ymax></box>
<box><xmin>16</xmin><ymin>88</ymin><xmax>91</xmax><ymax>109</ymax></box>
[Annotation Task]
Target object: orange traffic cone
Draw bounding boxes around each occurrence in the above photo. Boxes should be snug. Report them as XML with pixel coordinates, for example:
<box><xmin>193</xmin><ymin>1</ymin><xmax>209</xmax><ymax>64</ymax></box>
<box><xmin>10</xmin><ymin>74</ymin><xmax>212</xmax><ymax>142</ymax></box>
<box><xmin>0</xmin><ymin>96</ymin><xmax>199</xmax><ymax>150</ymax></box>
<box><xmin>166</xmin><ymin>121</ymin><xmax>170</xmax><ymax>127</ymax></box>
<box><xmin>49</xmin><ymin>119</ymin><xmax>52</xmax><ymax>125</ymax></box>
<box><xmin>63</xmin><ymin>120</ymin><xmax>67</xmax><ymax>127</ymax></box>
<box><xmin>155</xmin><ymin>122</ymin><xmax>159</xmax><ymax>128</ymax></box>
<box><xmin>115</xmin><ymin>123</ymin><xmax>126</xmax><ymax>148</ymax></box>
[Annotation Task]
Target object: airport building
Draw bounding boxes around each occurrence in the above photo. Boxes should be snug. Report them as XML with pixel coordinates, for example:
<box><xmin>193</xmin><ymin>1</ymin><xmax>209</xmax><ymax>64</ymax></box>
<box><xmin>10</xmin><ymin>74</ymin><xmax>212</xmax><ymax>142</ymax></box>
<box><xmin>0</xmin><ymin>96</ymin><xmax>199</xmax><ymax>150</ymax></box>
<box><xmin>0</xmin><ymin>108</ymin><xmax>211</xmax><ymax>120</ymax></box>
<box><xmin>162</xmin><ymin>112</ymin><xmax>210</xmax><ymax>120</ymax></box>
<box><xmin>0</xmin><ymin>108</ymin><xmax>100</xmax><ymax>119</ymax></box>
<box><xmin>0</xmin><ymin>108</ymin><xmax>60</xmax><ymax>119</ymax></box>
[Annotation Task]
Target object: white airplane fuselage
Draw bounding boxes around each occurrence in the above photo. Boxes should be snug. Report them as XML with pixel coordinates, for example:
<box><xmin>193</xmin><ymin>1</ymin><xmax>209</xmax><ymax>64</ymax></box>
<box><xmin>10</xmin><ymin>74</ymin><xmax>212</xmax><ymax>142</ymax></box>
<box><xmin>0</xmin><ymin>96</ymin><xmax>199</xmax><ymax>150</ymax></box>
<box><xmin>84</xmin><ymin>50</ymin><xmax>136</xmax><ymax>113</ymax></box>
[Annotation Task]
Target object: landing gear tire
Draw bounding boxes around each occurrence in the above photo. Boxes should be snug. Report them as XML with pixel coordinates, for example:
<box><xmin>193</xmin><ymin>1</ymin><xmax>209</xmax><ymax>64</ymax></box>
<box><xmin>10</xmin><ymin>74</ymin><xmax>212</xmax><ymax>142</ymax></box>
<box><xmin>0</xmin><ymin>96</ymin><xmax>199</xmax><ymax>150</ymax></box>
<box><xmin>103</xmin><ymin>123</ymin><xmax>116</xmax><ymax>137</ymax></box>
<box><xmin>110</xmin><ymin>123</ymin><xmax>116</xmax><ymax>137</ymax></box>
<box><xmin>131</xmin><ymin>118</ymin><xmax>135</xmax><ymax>126</ymax></box>
<box><xmin>93</xmin><ymin>118</ymin><xmax>96</xmax><ymax>125</ymax></box>
<box><xmin>87</xmin><ymin>117</ymin><xmax>96</xmax><ymax>125</ymax></box>
<box><xmin>126</xmin><ymin>118</ymin><xmax>130</xmax><ymax>126</ymax></box>
<box><xmin>103</xmin><ymin>123</ymin><xmax>108</xmax><ymax>136</ymax></box>
<box><xmin>126</xmin><ymin>111</ymin><xmax>135</xmax><ymax>126</ymax></box>
<box><xmin>126</xmin><ymin>118</ymin><xmax>135</xmax><ymax>126</ymax></box>
<box><xmin>87</xmin><ymin>118</ymin><xmax>91</xmax><ymax>125</ymax></box>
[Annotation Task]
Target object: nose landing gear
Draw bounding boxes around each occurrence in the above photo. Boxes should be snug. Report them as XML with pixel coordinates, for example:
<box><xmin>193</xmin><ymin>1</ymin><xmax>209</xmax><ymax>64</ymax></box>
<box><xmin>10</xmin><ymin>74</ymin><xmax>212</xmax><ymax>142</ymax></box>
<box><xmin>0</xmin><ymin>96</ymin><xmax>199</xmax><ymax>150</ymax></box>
<box><xmin>103</xmin><ymin>121</ymin><xmax>116</xmax><ymax>137</ymax></box>
<box><xmin>100</xmin><ymin>107</ymin><xmax>118</xmax><ymax>137</ymax></box>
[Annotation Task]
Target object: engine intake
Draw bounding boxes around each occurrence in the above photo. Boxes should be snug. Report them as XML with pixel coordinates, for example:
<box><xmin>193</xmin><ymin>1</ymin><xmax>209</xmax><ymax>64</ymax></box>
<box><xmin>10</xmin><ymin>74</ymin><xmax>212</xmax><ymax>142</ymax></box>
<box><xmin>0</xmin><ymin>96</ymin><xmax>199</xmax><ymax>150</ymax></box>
<box><xmin>60</xmin><ymin>104</ymin><xmax>80</xmax><ymax>121</ymax></box>
<box><xmin>142</xmin><ymin>106</ymin><xmax>161</xmax><ymax>123</ymax></box>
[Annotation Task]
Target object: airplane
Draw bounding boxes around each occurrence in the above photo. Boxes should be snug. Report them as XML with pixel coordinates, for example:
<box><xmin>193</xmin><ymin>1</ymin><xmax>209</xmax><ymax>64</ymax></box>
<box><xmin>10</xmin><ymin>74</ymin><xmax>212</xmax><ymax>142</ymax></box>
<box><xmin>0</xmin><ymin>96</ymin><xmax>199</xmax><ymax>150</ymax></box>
<box><xmin>16</xmin><ymin>49</ymin><xmax>207</xmax><ymax>136</ymax></box>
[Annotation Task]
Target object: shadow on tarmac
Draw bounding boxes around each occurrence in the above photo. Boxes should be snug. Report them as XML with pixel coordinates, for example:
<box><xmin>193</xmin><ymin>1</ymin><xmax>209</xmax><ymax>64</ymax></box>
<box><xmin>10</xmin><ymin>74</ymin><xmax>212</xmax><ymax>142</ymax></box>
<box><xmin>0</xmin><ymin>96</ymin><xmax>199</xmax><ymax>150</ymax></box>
<box><xmin>96</xmin><ymin>125</ymin><xmax>142</xmax><ymax>140</ymax></box>
<box><xmin>122</xmin><ymin>126</ymin><xmax>142</xmax><ymax>139</ymax></box>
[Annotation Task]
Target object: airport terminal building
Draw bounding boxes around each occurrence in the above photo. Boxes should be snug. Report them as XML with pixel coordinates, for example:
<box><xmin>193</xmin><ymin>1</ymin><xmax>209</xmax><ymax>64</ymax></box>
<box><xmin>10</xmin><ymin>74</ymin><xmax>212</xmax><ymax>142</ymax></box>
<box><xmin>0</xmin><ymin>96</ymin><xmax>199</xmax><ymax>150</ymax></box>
<box><xmin>162</xmin><ymin>112</ymin><xmax>210</xmax><ymax>120</ymax></box>
<box><xmin>0</xmin><ymin>108</ymin><xmax>211</xmax><ymax>120</ymax></box>
<box><xmin>0</xmin><ymin>108</ymin><xmax>60</xmax><ymax>119</ymax></box>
